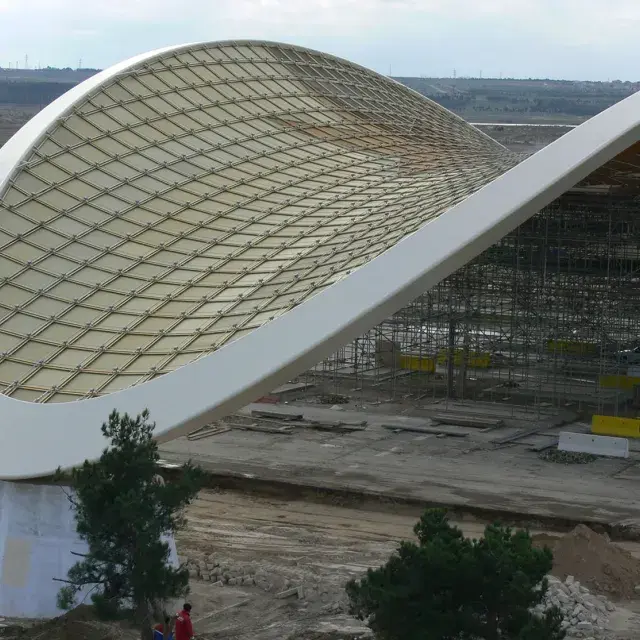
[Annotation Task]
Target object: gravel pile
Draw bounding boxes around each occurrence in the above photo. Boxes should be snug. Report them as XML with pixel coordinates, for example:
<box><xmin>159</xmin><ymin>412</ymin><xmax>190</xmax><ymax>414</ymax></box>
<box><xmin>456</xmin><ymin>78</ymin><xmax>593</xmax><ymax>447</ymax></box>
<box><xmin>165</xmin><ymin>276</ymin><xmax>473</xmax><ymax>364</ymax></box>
<box><xmin>535</xmin><ymin>575</ymin><xmax>616</xmax><ymax>638</ymax></box>
<box><xmin>539</xmin><ymin>449</ymin><xmax>597</xmax><ymax>464</ymax></box>
<box><xmin>318</xmin><ymin>394</ymin><xmax>350</xmax><ymax>405</ymax></box>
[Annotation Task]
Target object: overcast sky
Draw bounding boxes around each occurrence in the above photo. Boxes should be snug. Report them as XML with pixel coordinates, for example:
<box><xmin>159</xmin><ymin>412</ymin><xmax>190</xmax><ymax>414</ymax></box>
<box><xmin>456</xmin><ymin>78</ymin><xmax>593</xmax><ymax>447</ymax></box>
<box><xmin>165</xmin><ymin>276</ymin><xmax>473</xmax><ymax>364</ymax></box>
<box><xmin>0</xmin><ymin>0</ymin><xmax>638</xmax><ymax>80</ymax></box>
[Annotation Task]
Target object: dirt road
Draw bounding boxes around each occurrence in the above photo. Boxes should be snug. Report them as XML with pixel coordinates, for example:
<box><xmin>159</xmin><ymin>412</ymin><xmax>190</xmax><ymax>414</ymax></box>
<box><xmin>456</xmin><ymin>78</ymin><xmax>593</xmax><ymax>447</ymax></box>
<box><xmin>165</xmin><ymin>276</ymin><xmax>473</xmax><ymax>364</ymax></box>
<box><xmin>176</xmin><ymin>489</ymin><xmax>640</xmax><ymax>639</ymax></box>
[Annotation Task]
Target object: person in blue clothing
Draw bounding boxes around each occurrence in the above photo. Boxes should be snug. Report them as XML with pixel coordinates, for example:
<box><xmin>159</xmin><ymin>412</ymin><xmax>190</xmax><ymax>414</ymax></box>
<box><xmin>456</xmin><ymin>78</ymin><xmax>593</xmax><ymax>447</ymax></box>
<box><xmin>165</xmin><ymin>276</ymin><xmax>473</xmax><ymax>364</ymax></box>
<box><xmin>153</xmin><ymin>615</ymin><xmax>174</xmax><ymax>640</ymax></box>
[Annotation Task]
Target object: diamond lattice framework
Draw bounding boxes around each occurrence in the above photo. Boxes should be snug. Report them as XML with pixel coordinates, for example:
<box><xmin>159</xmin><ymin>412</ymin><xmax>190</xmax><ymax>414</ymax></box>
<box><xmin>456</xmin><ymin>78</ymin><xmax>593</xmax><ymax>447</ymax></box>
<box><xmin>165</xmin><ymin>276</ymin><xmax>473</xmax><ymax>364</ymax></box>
<box><xmin>0</xmin><ymin>40</ymin><xmax>639</xmax><ymax>479</ymax></box>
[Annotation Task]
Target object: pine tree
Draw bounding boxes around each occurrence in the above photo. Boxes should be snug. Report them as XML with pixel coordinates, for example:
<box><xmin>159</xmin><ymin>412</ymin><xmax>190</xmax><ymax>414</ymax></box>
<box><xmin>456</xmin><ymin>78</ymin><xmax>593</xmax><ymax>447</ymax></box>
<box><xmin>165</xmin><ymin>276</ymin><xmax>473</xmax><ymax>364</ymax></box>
<box><xmin>346</xmin><ymin>508</ymin><xmax>565</xmax><ymax>640</ymax></box>
<box><xmin>56</xmin><ymin>409</ymin><xmax>203</xmax><ymax>636</ymax></box>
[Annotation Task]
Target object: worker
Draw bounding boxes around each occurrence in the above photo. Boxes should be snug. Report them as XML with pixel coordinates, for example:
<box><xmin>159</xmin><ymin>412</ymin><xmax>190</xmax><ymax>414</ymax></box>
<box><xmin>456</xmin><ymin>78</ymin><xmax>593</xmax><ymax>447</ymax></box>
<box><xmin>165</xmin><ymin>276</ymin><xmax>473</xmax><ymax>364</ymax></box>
<box><xmin>174</xmin><ymin>603</ymin><xmax>194</xmax><ymax>640</ymax></box>
<box><xmin>153</xmin><ymin>615</ymin><xmax>173</xmax><ymax>640</ymax></box>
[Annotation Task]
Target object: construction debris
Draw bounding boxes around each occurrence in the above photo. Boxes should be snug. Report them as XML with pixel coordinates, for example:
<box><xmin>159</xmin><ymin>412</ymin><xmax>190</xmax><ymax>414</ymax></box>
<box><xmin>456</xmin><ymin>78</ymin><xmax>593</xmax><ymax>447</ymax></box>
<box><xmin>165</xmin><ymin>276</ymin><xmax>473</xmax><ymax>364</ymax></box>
<box><xmin>318</xmin><ymin>394</ymin><xmax>350</xmax><ymax>405</ymax></box>
<box><xmin>539</xmin><ymin>449</ymin><xmax>597</xmax><ymax>464</ymax></box>
<box><xmin>187</xmin><ymin>424</ymin><xmax>231</xmax><ymax>441</ymax></box>
<box><xmin>534</xmin><ymin>575</ymin><xmax>616</xmax><ymax>638</ymax></box>
<box><xmin>381</xmin><ymin>423</ymin><xmax>468</xmax><ymax>438</ymax></box>
<box><xmin>226</xmin><ymin>420</ymin><xmax>294</xmax><ymax>435</ymax></box>
<box><xmin>276</xmin><ymin>586</ymin><xmax>304</xmax><ymax>600</ymax></box>
<box><xmin>194</xmin><ymin>412</ymin><xmax>368</xmax><ymax>436</ymax></box>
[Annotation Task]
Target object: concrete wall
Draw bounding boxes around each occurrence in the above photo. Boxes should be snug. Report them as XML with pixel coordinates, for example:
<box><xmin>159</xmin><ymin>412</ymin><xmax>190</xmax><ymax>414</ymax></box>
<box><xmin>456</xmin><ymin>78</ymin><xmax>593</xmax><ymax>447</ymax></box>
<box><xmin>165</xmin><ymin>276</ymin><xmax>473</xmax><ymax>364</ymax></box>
<box><xmin>0</xmin><ymin>481</ymin><xmax>178</xmax><ymax>619</ymax></box>
<box><xmin>558</xmin><ymin>431</ymin><xmax>629</xmax><ymax>458</ymax></box>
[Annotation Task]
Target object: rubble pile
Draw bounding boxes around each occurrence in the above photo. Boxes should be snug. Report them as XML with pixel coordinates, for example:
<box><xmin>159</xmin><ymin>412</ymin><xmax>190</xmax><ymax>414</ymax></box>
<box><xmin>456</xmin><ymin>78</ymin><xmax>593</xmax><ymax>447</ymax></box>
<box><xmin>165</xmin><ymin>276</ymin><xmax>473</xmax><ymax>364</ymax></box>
<box><xmin>535</xmin><ymin>575</ymin><xmax>615</xmax><ymax>638</ymax></box>
<box><xmin>183</xmin><ymin>555</ymin><xmax>333</xmax><ymax>599</ymax></box>
<box><xmin>185</xmin><ymin>556</ymin><xmax>258</xmax><ymax>587</ymax></box>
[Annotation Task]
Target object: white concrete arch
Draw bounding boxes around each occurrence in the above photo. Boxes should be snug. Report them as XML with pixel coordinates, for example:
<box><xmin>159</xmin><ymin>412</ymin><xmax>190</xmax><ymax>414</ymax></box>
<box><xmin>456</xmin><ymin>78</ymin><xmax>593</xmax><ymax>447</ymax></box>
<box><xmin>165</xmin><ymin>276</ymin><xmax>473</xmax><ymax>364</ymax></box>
<box><xmin>0</xmin><ymin>40</ymin><xmax>639</xmax><ymax>479</ymax></box>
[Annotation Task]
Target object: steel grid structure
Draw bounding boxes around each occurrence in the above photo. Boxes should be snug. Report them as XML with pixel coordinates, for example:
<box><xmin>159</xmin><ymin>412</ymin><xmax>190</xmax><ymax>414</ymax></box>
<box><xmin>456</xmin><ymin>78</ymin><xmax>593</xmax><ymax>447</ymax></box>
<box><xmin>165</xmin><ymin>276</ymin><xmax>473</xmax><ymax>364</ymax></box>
<box><xmin>308</xmin><ymin>160</ymin><xmax>640</xmax><ymax>419</ymax></box>
<box><xmin>0</xmin><ymin>41</ymin><xmax>515</xmax><ymax>403</ymax></box>
<box><xmin>0</xmin><ymin>40</ymin><xmax>639</xmax><ymax>479</ymax></box>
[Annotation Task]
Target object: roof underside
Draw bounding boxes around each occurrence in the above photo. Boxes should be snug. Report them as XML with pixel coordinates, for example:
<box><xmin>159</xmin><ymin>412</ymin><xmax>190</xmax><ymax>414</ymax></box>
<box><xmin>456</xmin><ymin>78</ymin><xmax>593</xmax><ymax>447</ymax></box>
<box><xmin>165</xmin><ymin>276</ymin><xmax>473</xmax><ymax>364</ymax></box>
<box><xmin>0</xmin><ymin>41</ymin><xmax>517</xmax><ymax>403</ymax></box>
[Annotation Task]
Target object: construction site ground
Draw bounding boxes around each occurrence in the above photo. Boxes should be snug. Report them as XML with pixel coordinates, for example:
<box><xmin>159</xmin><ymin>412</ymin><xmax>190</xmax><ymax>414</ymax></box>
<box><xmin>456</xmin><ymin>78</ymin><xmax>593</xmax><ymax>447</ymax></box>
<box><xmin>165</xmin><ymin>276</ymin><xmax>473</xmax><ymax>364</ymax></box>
<box><xmin>159</xmin><ymin>396</ymin><xmax>640</xmax><ymax>532</ymax></box>
<box><xmin>4</xmin><ymin>489</ymin><xmax>640</xmax><ymax>640</ymax></box>
<box><xmin>174</xmin><ymin>488</ymin><xmax>640</xmax><ymax>639</ymax></box>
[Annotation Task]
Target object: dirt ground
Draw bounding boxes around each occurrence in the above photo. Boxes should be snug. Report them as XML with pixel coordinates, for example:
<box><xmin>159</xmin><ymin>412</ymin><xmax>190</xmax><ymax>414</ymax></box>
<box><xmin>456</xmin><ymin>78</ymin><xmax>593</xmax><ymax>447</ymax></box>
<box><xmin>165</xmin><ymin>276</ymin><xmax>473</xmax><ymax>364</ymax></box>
<box><xmin>0</xmin><ymin>105</ymin><xmax>38</xmax><ymax>147</ymax></box>
<box><xmin>477</xmin><ymin>124</ymin><xmax>570</xmax><ymax>154</ymax></box>
<box><xmin>174</xmin><ymin>488</ymin><xmax>640</xmax><ymax>640</ymax></box>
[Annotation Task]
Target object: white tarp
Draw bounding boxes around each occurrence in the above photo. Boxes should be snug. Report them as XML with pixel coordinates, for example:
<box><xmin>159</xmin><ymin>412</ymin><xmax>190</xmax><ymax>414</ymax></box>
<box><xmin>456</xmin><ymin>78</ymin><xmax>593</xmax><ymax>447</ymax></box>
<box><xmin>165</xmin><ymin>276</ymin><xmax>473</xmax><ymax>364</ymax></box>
<box><xmin>0</xmin><ymin>481</ymin><xmax>179</xmax><ymax>619</ymax></box>
<box><xmin>558</xmin><ymin>431</ymin><xmax>629</xmax><ymax>458</ymax></box>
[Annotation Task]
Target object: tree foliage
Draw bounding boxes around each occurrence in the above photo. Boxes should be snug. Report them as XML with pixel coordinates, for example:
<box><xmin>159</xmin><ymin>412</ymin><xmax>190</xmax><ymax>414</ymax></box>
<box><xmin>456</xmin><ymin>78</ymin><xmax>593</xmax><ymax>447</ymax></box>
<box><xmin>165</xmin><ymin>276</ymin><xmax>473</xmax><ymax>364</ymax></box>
<box><xmin>346</xmin><ymin>509</ymin><xmax>565</xmax><ymax>640</ymax></box>
<box><xmin>57</xmin><ymin>409</ymin><xmax>203</xmax><ymax>624</ymax></box>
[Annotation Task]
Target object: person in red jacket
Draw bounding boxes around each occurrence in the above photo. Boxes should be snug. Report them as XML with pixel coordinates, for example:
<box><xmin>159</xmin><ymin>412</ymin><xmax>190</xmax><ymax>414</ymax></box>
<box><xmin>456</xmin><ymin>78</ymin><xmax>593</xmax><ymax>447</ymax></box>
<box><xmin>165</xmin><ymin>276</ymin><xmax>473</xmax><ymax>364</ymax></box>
<box><xmin>174</xmin><ymin>603</ymin><xmax>194</xmax><ymax>640</ymax></box>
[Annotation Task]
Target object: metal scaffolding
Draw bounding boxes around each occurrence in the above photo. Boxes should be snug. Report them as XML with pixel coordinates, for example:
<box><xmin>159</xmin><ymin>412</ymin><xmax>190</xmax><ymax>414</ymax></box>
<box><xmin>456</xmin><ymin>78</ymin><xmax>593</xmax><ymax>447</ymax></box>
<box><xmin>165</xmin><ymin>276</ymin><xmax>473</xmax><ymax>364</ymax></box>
<box><xmin>303</xmin><ymin>190</ymin><xmax>640</xmax><ymax>420</ymax></box>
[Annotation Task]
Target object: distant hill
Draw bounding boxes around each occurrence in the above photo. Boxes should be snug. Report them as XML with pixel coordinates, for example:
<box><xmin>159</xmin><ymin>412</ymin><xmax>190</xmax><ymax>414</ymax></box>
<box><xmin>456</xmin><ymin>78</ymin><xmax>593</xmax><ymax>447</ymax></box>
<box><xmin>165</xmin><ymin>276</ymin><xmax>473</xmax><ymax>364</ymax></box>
<box><xmin>0</xmin><ymin>68</ymin><xmax>98</xmax><ymax>108</ymax></box>
<box><xmin>0</xmin><ymin>67</ymin><xmax>637</xmax><ymax>128</ymax></box>
<box><xmin>0</xmin><ymin>68</ymin><xmax>99</xmax><ymax>83</ymax></box>
<box><xmin>395</xmin><ymin>77</ymin><xmax>640</xmax><ymax>123</ymax></box>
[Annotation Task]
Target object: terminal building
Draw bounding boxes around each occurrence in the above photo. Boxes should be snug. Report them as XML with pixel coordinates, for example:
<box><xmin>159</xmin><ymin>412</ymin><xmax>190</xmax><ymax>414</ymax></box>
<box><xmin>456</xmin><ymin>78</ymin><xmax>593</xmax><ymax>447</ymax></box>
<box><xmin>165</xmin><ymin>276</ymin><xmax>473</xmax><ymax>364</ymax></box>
<box><xmin>1</xmin><ymin>38</ymin><xmax>640</xmax><ymax>620</ymax></box>
<box><xmin>0</xmin><ymin>40</ymin><xmax>639</xmax><ymax>475</ymax></box>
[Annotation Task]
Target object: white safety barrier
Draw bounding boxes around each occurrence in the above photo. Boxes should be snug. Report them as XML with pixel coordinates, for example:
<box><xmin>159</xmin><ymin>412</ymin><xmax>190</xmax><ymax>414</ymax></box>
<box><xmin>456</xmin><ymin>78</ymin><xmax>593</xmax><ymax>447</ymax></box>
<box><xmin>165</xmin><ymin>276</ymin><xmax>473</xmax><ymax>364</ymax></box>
<box><xmin>558</xmin><ymin>431</ymin><xmax>629</xmax><ymax>458</ymax></box>
<box><xmin>0</xmin><ymin>481</ymin><xmax>179</xmax><ymax>618</ymax></box>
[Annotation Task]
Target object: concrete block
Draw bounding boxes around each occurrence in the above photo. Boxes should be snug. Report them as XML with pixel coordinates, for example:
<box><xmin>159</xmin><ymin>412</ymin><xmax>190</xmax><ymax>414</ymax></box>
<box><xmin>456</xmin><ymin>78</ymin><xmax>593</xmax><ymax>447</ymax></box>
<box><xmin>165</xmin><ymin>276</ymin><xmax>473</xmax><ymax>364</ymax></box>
<box><xmin>559</xmin><ymin>431</ymin><xmax>629</xmax><ymax>458</ymax></box>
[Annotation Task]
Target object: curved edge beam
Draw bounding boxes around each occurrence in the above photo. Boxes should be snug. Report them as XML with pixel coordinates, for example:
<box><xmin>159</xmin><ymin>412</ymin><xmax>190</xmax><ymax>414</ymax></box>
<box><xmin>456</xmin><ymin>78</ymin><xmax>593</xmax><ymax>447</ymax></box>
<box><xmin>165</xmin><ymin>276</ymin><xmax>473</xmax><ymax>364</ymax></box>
<box><xmin>1</xmin><ymin>57</ymin><xmax>639</xmax><ymax>479</ymax></box>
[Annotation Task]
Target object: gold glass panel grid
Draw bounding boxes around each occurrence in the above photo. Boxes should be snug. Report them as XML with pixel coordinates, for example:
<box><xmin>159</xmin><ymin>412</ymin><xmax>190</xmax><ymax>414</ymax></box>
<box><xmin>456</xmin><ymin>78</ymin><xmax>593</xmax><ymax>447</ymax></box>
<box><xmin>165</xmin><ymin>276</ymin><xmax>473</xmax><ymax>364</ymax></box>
<box><xmin>0</xmin><ymin>41</ymin><xmax>520</xmax><ymax>402</ymax></box>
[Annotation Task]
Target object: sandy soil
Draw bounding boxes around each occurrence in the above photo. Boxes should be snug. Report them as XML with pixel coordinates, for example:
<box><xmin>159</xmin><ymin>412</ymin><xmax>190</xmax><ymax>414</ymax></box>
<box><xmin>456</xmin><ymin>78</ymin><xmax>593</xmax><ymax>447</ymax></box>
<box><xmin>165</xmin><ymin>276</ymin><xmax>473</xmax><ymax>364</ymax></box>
<box><xmin>176</xmin><ymin>489</ymin><xmax>640</xmax><ymax>640</ymax></box>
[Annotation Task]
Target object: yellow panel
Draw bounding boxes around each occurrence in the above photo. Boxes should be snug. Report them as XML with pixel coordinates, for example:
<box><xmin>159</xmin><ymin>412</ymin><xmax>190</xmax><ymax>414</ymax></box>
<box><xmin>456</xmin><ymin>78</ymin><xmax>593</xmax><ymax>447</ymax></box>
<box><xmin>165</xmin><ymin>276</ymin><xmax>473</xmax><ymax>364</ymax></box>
<box><xmin>399</xmin><ymin>354</ymin><xmax>435</xmax><ymax>373</ymax></box>
<box><xmin>592</xmin><ymin>415</ymin><xmax>640</xmax><ymax>438</ymax></box>
<box><xmin>598</xmin><ymin>375</ymin><xmax>640</xmax><ymax>390</ymax></box>
<box><xmin>546</xmin><ymin>340</ymin><xmax>598</xmax><ymax>355</ymax></box>
<box><xmin>436</xmin><ymin>349</ymin><xmax>491</xmax><ymax>368</ymax></box>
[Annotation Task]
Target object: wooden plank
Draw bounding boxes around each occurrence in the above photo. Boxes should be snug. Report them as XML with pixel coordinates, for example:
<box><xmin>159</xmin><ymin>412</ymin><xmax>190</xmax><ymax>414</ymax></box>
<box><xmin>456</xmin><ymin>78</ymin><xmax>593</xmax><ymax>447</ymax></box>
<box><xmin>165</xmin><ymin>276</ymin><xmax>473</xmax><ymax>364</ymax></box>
<box><xmin>226</xmin><ymin>421</ymin><xmax>293</xmax><ymax>434</ymax></box>
<box><xmin>187</xmin><ymin>425</ymin><xmax>230</xmax><ymax>441</ymax></box>
<box><xmin>381</xmin><ymin>423</ymin><xmax>468</xmax><ymax>438</ymax></box>
<box><xmin>304</xmin><ymin>420</ymin><xmax>367</xmax><ymax>432</ymax></box>
<box><xmin>431</xmin><ymin>413</ymin><xmax>503</xmax><ymax>428</ymax></box>
<box><xmin>493</xmin><ymin>424</ymin><xmax>552</xmax><ymax>445</ymax></box>
<box><xmin>251</xmin><ymin>409</ymin><xmax>303</xmax><ymax>421</ymax></box>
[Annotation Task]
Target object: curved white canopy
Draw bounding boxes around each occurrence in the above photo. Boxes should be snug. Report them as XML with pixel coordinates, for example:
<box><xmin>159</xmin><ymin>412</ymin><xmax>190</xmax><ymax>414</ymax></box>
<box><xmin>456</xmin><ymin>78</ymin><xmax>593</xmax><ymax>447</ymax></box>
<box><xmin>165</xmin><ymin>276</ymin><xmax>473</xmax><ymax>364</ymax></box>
<box><xmin>0</xmin><ymin>40</ymin><xmax>639</xmax><ymax>479</ymax></box>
